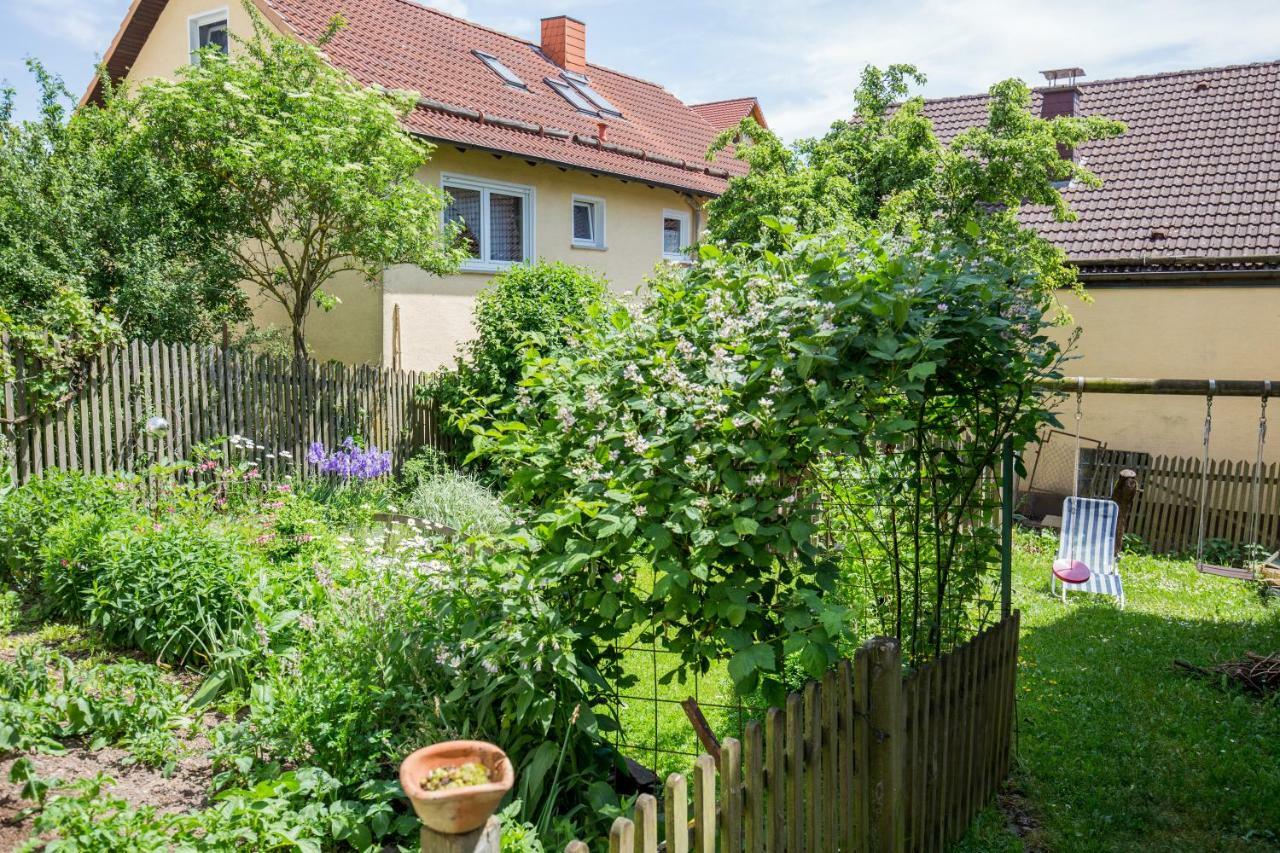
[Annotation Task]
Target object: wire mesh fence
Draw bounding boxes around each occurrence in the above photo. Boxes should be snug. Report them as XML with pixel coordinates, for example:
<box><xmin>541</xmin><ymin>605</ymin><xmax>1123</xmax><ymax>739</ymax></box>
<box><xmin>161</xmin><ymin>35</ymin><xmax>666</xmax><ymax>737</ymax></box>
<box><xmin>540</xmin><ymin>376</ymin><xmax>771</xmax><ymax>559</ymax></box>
<box><xmin>605</xmin><ymin>441</ymin><xmax>1013</xmax><ymax>780</ymax></box>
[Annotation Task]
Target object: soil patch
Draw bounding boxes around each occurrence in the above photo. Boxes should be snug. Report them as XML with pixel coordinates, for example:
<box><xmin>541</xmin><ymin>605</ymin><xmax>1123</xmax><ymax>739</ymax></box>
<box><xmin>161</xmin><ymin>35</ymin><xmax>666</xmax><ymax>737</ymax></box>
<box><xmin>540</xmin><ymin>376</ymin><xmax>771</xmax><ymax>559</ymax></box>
<box><xmin>0</xmin><ymin>745</ymin><xmax>212</xmax><ymax>849</ymax></box>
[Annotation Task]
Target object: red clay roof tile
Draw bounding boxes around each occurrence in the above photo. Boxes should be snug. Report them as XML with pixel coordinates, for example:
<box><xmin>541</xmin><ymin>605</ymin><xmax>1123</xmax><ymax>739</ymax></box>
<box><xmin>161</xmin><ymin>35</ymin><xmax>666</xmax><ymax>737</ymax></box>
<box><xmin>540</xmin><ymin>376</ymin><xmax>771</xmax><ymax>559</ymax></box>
<box><xmin>89</xmin><ymin>0</ymin><xmax>752</xmax><ymax>195</ymax></box>
<box><xmin>690</xmin><ymin>97</ymin><xmax>767</xmax><ymax>130</ymax></box>
<box><xmin>920</xmin><ymin>60</ymin><xmax>1280</xmax><ymax>267</ymax></box>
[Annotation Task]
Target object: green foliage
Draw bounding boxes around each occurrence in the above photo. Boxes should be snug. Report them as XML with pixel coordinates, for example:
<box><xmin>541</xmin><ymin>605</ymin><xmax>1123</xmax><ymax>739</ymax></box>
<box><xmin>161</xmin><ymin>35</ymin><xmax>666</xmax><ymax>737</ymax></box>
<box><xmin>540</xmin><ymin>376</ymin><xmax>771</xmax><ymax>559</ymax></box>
<box><xmin>466</xmin><ymin>220</ymin><xmax>1064</xmax><ymax>701</ymax></box>
<box><xmin>0</xmin><ymin>590</ymin><xmax>19</xmax><ymax>633</ymax></box>
<box><xmin>423</xmin><ymin>261</ymin><xmax>614</xmax><ymax>461</ymax></box>
<box><xmin>241</xmin><ymin>536</ymin><xmax>605</xmax><ymax>829</ymax></box>
<box><xmin>0</xmin><ymin>62</ymin><xmax>248</xmax><ymax>403</ymax></box>
<box><xmin>20</xmin><ymin>768</ymin><xmax>414</xmax><ymax>852</ymax></box>
<box><xmin>461</xmin><ymin>261</ymin><xmax>613</xmax><ymax>403</ymax></box>
<box><xmin>400</xmin><ymin>465</ymin><xmax>512</xmax><ymax>535</ymax></box>
<box><xmin>134</xmin><ymin>5</ymin><xmax>465</xmax><ymax>360</ymax></box>
<box><xmin>39</xmin><ymin>510</ymin><xmax>270</xmax><ymax>669</ymax></box>
<box><xmin>706</xmin><ymin>64</ymin><xmax>1125</xmax><ymax>296</ymax></box>
<box><xmin>0</xmin><ymin>471</ymin><xmax>133</xmax><ymax>596</ymax></box>
<box><xmin>0</xmin><ymin>645</ymin><xmax>188</xmax><ymax>765</ymax></box>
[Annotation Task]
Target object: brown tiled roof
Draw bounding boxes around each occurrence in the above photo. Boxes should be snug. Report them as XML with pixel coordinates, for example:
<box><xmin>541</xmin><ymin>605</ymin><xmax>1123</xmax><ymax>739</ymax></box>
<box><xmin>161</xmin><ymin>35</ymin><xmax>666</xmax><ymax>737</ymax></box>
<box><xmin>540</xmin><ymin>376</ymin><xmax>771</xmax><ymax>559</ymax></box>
<box><xmin>919</xmin><ymin>60</ymin><xmax>1280</xmax><ymax>269</ymax></box>
<box><xmin>690</xmin><ymin>97</ymin><xmax>768</xmax><ymax>130</ymax></box>
<box><xmin>87</xmin><ymin>0</ymin><xmax>749</xmax><ymax>196</ymax></box>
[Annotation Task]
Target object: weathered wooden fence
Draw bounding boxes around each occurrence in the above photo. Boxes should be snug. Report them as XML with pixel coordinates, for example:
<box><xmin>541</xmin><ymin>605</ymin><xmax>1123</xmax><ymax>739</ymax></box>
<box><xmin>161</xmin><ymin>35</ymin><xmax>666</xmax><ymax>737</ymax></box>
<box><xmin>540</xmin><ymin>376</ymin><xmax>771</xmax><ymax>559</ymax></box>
<box><xmin>1086</xmin><ymin>449</ymin><xmax>1280</xmax><ymax>554</ymax></box>
<box><xmin>2</xmin><ymin>339</ymin><xmax>452</xmax><ymax>484</ymax></box>
<box><xmin>568</xmin><ymin>613</ymin><xmax>1020</xmax><ymax>853</ymax></box>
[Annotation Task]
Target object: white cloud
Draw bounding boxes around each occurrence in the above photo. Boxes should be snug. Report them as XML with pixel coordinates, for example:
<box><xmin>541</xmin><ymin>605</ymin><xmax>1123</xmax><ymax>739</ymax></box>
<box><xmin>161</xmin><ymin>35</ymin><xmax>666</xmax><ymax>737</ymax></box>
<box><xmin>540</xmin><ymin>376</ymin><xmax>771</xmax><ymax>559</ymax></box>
<box><xmin>12</xmin><ymin>0</ymin><xmax>121</xmax><ymax>53</ymax></box>
<box><xmin>673</xmin><ymin>0</ymin><xmax>1280</xmax><ymax>141</ymax></box>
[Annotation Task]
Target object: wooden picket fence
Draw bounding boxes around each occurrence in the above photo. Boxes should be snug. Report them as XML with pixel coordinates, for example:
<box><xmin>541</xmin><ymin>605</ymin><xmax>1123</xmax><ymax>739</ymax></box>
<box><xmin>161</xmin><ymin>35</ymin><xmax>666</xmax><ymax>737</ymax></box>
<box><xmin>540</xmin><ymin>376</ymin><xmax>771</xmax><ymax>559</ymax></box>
<box><xmin>2</xmin><ymin>338</ymin><xmax>452</xmax><ymax>484</ymax></box>
<box><xmin>567</xmin><ymin>613</ymin><xmax>1021</xmax><ymax>853</ymax></box>
<box><xmin>1086</xmin><ymin>449</ymin><xmax>1280</xmax><ymax>554</ymax></box>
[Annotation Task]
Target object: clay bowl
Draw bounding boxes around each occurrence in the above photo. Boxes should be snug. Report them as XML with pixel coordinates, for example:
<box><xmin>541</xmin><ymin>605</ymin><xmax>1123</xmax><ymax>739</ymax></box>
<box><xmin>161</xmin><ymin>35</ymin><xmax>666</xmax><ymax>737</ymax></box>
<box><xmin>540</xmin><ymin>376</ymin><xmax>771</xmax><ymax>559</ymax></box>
<box><xmin>399</xmin><ymin>740</ymin><xmax>514</xmax><ymax>834</ymax></box>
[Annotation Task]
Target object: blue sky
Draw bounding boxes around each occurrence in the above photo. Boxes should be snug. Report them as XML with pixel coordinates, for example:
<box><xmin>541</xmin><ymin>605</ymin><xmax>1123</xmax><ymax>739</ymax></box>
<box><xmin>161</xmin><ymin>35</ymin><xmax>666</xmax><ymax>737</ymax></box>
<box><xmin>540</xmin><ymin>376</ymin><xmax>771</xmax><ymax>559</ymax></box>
<box><xmin>3</xmin><ymin>0</ymin><xmax>1280</xmax><ymax>140</ymax></box>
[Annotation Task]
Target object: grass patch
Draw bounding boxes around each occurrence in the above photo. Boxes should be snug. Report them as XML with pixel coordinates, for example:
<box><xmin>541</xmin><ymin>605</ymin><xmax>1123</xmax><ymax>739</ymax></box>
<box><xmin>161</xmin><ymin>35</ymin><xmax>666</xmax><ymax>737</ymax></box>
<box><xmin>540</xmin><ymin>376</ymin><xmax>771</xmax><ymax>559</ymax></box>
<box><xmin>958</xmin><ymin>535</ymin><xmax>1280</xmax><ymax>851</ymax></box>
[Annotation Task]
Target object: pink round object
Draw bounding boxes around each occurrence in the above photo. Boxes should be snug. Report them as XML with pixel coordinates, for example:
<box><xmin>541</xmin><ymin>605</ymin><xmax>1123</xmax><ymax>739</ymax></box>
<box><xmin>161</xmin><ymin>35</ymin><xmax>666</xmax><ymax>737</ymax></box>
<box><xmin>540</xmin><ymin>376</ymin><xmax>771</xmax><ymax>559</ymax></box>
<box><xmin>1053</xmin><ymin>558</ymin><xmax>1091</xmax><ymax>584</ymax></box>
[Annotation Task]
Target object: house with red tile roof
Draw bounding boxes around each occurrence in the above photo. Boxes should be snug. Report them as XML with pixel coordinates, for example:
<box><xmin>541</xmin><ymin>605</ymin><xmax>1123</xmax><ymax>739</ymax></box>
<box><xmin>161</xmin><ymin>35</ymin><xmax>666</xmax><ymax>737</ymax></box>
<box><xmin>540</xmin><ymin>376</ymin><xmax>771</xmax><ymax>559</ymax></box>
<box><xmin>920</xmin><ymin>61</ymin><xmax>1280</xmax><ymax>462</ymax></box>
<box><xmin>88</xmin><ymin>0</ymin><xmax>763</xmax><ymax>370</ymax></box>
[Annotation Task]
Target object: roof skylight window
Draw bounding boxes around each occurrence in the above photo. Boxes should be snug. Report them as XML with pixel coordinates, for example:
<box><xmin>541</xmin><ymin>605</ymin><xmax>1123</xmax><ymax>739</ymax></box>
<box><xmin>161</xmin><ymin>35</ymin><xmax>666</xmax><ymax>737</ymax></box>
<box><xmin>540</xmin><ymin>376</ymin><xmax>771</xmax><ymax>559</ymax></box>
<box><xmin>566</xmin><ymin>78</ymin><xmax>621</xmax><ymax>117</ymax></box>
<box><xmin>474</xmin><ymin>51</ymin><xmax>527</xmax><ymax>89</ymax></box>
<box><xmin>546</xmin><ymin>78</ymin><xmax>599</xmax><ymax>114</ymax></box>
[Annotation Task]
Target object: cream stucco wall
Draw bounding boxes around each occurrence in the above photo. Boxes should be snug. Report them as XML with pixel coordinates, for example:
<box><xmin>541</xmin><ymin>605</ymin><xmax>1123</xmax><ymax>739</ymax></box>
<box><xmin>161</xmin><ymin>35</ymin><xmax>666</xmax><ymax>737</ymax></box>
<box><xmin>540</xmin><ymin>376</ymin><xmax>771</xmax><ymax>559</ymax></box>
<box><xmin>124</xmin><ymin>0</ymin><xmax>263</xmax><ymax>82</ymax></box>
<box><xmin>386</xmin><ymin>146</ymin><xmax>699</xmax><ymax>370</ymax></box>
<box><xmin>123</xmin><ymin>0</ymin><xmax>700</xmax><ymax>372</ymax></box>
<box><xmin>1047</xmin><ymin>285</ymin><xmax>1280</xmax><ymax>465</ymax></box>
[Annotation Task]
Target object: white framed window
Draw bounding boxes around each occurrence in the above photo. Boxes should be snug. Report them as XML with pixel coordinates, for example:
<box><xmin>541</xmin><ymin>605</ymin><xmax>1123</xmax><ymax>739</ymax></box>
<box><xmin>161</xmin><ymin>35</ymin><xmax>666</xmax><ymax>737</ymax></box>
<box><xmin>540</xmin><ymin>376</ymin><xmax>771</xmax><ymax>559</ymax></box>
<box><xmin>188</xmin><ymin>8</ymin><xmax>230</xmax><ymax>63</ymax></box>
<box><xmin>441</xmin><ymin>173</ymin><xmax>535</xmax><ymax>272</ymax></box>
<box><xmin>571</xmin><ymin>195</ymin><xmax>606</xmax><ymax>249</ymax></box>
<box><xmin>662</xmin><ymin>209</ymin><xmax>691</xmax><ymax>262</ymax></box>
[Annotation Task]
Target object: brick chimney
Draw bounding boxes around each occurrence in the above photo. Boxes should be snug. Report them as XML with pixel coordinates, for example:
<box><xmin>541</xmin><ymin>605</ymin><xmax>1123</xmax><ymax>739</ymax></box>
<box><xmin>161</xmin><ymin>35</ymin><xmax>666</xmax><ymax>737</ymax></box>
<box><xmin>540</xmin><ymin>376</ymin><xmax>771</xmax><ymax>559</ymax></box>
<box><xmin>1039</xmin><ymin>67</ymin><xmax>1085</xmax><ymax>118</ymax></box>
<box><xmin>541</xmin><ymin>16</ymin><xmax>586</xmax><ymax>74</ymax></box>
<box><xmin>1039</xmin><ymin>67</ymin><xmax>1084</xmax><ymax>160</ymax></box>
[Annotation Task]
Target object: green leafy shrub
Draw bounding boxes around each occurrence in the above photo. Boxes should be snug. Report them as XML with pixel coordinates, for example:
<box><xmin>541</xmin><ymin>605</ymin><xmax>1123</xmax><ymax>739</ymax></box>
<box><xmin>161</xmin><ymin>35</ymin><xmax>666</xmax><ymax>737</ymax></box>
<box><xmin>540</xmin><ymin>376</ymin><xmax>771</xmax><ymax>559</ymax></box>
<box><xmin>21</xmin><ymin>767</ymin><xmax>412</xmax><ymax>852</ymax></box>
<box><xmin>241</xmin><ymin>537</ymin><xmax>603</xmax><ymax>833</ymax></box>
<box><xmin>0</xmin><ymin>471</ymin><xmax>134</xmax><ymax>595</ymax></box>
<box><xmin>0</xmin><ymin>646</ymin><xmax>188</xmax><ymax>765</ymax></box>
<box><xmin>422</xmin><ymin>261</ymin><xmax>615</xmax><ymax>462</ymax></box>
<box><xmin>39</xmin><ymin>512</ymin><xmax>260</xmax><ymax>666</ymax></box>
<box><xmin>0</xmin><ymin>589</ymin><xmax>20</xmax><ymax>633</ymax></box>
<box><xmin>466</xmin><ymin>221</ymin><xmax>1064</xmax><ymax>700</ymax></box>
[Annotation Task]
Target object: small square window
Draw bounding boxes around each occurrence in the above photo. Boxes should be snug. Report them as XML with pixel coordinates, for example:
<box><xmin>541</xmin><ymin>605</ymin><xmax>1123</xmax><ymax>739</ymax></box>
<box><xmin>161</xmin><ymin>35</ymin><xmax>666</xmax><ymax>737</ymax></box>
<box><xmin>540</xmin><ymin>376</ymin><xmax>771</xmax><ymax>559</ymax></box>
<box><xmin>662</xmin><ymin>209</ymin><xmax>690</xmax><ymax>261</ymax></box>
<box><xmin>442</xmin><ymin>174</ymin><xmax>535</xmax><ymax>271</ymax></box>
<box><xmin>189</xmin><ymin>8</ymin><xmax>230</xmax><ymax>63</ymax></box>
<box><xmin>572</xmin><ymin>196</ymin><xmax>605</xmax><ymax>249</ymax></box>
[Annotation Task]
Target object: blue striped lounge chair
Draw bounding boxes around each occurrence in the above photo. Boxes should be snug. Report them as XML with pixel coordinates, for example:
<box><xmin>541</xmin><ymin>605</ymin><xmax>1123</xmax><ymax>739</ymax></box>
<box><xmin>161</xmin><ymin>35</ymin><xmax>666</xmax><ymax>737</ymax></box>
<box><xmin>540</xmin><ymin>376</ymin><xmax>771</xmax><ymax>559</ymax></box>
<box><xmin>1052</xmin><ymin>496</ymin><xmax>1125</xmax><ymax>608</ymax></box>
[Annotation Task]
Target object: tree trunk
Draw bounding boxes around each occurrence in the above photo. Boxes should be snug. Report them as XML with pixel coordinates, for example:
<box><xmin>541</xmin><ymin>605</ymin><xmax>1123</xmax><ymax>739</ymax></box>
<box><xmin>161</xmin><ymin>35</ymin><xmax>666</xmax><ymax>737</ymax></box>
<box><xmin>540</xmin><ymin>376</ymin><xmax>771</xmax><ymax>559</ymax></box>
<box><xmin>290</xmin><ymin>308</ymin><xmax>310</xmax><ymax>367</ymax></box>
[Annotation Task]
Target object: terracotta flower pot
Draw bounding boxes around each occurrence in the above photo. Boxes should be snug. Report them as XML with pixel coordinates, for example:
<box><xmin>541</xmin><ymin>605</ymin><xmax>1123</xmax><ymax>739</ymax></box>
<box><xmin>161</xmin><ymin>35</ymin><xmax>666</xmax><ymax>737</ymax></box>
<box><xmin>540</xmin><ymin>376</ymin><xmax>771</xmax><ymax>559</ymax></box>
<box><xmin>399</xmin><ymin>740</ymin><xmax>514</xmax><ymax>835</ymax></box>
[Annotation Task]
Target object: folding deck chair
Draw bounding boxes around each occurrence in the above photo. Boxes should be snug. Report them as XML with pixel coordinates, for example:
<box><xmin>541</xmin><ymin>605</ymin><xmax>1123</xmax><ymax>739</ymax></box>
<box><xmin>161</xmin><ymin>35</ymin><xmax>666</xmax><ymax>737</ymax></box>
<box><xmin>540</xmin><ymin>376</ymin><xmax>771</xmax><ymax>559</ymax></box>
<box><xmin>1052</xmin><ymin>496</ymin><xmax>1125</xmax><ymax>608</ymax></box>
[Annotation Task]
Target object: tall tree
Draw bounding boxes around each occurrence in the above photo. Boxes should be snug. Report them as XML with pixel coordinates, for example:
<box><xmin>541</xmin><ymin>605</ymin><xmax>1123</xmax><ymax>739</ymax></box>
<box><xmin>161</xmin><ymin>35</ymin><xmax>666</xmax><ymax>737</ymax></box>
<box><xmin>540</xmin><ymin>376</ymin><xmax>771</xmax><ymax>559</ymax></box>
<box><xmin>0</xmin><ymin>62</ymin><xmax>247</xmax><ymax>408</ymax></box>
<box><xmin>137</xmin><ymin>9</ymin><xmax>465</xmax><ymax>362</ymax></box>
<box><xmin>706</xmin><ymin>65</ymin><xmax>1125</xmax><ymax>294</ymax></box>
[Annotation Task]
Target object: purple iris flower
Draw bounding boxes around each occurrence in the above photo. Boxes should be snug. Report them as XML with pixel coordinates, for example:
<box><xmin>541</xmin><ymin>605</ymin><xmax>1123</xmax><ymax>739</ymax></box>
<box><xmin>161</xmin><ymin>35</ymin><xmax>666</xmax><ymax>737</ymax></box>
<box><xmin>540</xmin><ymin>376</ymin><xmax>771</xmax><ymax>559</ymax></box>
<box><xmin>308</xmin><ymin>437</ymin><xmax>392</xmax><ymax>480</ymax></box>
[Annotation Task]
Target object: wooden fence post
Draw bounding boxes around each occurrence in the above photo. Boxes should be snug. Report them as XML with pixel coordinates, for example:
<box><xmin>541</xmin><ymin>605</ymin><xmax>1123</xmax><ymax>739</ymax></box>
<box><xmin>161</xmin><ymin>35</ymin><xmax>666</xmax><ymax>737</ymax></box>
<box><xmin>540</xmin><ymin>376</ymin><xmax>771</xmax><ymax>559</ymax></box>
<box><xmin>420</xmin><ymin>817</ymin><xmax>500</xmax><ymax>853</ymax></box>
<box><xmin>864</xmin><ymin>638</ymin><xmax>904</xmax><ymax>853</ymax></box>
<box><xmin>1111</xmin><ymin>468</ymin><xmax>1140</xmax><ymax>555</ymax></box>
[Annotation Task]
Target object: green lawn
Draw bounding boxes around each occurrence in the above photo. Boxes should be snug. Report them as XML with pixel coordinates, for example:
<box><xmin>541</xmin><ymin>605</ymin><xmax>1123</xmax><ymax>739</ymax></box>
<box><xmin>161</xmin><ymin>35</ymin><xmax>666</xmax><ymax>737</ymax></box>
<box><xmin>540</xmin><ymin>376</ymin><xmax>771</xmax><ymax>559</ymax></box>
<box><xmin>617</xmin><ymin>539</ymin><xmax>1280</xmax><ymax>851</ymax></box>
<box><xmin>959</xmin><ymin>535</ymin><xmax>1280</xmax><ymax>852</ymax></box>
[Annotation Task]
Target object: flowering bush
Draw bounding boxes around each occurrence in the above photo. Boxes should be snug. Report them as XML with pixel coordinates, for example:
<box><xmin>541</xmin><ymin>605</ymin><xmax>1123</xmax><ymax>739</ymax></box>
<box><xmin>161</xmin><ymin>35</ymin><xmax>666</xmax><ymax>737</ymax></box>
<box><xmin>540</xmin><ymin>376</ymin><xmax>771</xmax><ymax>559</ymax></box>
<box><xmin>464</xmin><ymin>221</ymin><xmax>1064</xmax><ymax>701</ymax></box>
<box><xmin>307</xmin><ymin>437</ymin><xmax>392</xmax><ymax>480</ymax></box>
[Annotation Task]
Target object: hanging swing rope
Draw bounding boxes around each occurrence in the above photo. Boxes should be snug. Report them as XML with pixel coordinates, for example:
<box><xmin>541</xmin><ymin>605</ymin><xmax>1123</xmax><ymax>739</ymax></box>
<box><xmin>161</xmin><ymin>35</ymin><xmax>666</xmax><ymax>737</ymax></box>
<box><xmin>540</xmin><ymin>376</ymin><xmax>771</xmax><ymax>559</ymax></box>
<box><xmin>1072</xmin><ymin>379</ymin><xmax>1084</xmax><ymax>498</ymax></box>
<box><xmin>1192</xmin><ymin>380</ymin><xmax>1271</xmax><ymax>580</ymax></box>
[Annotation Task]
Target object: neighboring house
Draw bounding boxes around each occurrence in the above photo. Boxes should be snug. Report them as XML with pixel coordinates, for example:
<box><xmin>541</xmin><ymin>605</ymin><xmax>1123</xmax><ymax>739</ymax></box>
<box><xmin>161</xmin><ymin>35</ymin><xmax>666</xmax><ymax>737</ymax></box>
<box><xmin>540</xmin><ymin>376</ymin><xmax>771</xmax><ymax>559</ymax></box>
<box><xmin>920</xmin><ymin>62</ymin><xmax>1280</xmax><ymax>464</ymax></box>
<box><xmin>87</xmin><ymin>0</ymin><xmax>759</xmax><ymax>371</ymax></box>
